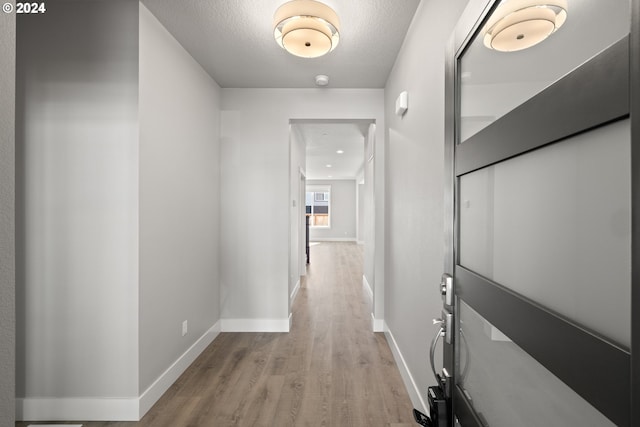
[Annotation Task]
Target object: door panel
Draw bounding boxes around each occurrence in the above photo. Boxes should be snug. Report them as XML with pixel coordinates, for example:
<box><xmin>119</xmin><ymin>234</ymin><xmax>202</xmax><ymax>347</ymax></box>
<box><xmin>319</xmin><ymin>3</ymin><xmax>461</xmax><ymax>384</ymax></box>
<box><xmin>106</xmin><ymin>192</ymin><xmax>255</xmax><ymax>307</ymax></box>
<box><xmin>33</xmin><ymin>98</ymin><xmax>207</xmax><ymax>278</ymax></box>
<box><xmin>459</xmin><ymin>119</ymin><xmax>631</xmax><ymax>348</ymax></box>
<box><xmin>632</xmin><ymin>0</ymin><xmax>640</xmax><ymax>424</ymax></box>
<box><xmin>444</xmin><ymin>1</ymin><xmax>636</xmax><ymax>426</ymax></box>
<box><xmin>455</xmin><ymin>266</ymin><xmax>630</xmax><ymax>426</ymax></box>
<box><xmin>458</xmin><ymin>301</ymin><xmax>616</xmax><ymax>427</ymax></box>
<box><xmin>456</xmin><ymin>36</ymin><xmax>629</xmax><ymax>176</ymax></box>
<box><xmin>459</xmin><ymin>0</ymin><xmax>630</xmax><ymax>142</ymax></box>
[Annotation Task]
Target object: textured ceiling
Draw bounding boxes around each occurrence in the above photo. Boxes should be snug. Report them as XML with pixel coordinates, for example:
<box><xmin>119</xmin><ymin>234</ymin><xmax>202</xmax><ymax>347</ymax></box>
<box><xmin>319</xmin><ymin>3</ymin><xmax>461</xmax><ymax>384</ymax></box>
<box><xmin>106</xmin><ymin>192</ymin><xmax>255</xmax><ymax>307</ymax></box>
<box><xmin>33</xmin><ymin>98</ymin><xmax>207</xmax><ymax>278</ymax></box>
<box><xmin>139</xmin><ymin>1</ymin><xmax>418</xmax><ymax>179</ymax></box>
<box><xmin>294</xmin><ymin>121</ymin><xmax>370</xmax><ymax>180</ymax></box>
<box><xmin>140</xmin><ymin>0</ymin><xmax>421</xmax><ymax>88</ymax></box>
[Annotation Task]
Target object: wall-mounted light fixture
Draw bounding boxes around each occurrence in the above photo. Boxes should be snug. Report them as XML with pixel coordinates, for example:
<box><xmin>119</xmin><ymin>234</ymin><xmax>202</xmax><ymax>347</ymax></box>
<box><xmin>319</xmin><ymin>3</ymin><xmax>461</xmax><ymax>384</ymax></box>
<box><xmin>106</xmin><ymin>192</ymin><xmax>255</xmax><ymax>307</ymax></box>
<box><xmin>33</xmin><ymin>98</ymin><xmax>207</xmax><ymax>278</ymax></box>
<box><xmin>273</xmin><ymin>0</ymin><xmax>340</xmax><ymax>58</ymax></box>
<box><xmin>483</xmin><ymin>0</ymin><xmax>567</xmax><ymax>52</ymax></box>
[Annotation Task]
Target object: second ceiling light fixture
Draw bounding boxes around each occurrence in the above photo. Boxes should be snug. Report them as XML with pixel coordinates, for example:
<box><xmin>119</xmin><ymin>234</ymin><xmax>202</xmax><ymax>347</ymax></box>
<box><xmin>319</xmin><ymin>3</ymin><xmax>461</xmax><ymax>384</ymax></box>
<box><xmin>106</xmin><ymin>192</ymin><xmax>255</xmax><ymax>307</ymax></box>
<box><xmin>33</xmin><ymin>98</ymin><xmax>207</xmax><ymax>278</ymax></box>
<box><xmin>483</xmin><ymin>0</ymin><xmax>568</xmax><ymax>52</ymax></box>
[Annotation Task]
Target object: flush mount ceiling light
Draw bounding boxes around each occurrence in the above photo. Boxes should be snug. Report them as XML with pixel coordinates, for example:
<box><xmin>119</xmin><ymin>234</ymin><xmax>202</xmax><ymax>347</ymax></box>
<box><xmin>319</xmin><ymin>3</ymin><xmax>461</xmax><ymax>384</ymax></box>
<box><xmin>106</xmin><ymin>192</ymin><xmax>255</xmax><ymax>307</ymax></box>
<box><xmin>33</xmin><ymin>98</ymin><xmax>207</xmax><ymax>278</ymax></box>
<box><xmin>273</xmin><ymin>0</ymin><xmax>340</xmax><ymax>58</ymax></box>
<box><xmin>482</xmin><ymin>0</ymin><xmax>567</xmax><ymax>52</ymax></box>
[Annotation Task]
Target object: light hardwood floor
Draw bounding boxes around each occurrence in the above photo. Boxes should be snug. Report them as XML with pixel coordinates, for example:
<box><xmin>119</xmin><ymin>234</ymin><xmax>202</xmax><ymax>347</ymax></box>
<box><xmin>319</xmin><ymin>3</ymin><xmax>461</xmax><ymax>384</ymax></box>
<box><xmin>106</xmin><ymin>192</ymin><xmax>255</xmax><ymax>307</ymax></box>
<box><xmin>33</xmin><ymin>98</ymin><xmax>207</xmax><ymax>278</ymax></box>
<box><xmin>18</xmin><ymin>242</ymin><xmax>415</xmax><ymax>427</ymax></box>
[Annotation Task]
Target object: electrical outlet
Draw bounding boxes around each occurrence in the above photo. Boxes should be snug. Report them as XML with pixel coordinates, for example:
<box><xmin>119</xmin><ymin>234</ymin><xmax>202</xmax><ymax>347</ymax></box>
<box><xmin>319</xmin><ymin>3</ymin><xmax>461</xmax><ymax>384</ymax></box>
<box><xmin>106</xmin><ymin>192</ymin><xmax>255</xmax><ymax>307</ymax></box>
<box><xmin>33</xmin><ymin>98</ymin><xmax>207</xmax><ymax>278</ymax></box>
<box><xmin>182</xmin><ymin>320</ymin><xmax>188</xmax><ymax>336</ymax></box>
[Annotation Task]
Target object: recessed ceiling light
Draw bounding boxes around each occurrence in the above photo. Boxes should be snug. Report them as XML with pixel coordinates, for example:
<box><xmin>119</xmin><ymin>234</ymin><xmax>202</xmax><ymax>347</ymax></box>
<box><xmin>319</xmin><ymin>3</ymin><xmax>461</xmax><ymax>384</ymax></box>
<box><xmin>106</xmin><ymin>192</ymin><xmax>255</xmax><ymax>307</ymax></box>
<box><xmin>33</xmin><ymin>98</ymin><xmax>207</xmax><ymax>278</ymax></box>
<box><xmin>326</xmin><ymin>164</ymin><xmax>332</xmax><ymax>168</ymax></box>
<box><xmin>336</xmin><ymin>150</ymin><xmax>344</xmax><ymax>154</ymax></box>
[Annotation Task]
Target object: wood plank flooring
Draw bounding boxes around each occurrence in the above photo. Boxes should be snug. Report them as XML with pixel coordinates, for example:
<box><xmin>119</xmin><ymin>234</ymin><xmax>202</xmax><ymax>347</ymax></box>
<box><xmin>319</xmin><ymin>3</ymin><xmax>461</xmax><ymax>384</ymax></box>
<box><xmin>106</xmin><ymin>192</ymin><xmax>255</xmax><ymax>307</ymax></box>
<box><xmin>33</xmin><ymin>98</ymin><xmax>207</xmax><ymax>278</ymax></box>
<box><xmin>18</xmin><ymin>242</ymin><xmax>415</xmax><ymax>427</ymax></box>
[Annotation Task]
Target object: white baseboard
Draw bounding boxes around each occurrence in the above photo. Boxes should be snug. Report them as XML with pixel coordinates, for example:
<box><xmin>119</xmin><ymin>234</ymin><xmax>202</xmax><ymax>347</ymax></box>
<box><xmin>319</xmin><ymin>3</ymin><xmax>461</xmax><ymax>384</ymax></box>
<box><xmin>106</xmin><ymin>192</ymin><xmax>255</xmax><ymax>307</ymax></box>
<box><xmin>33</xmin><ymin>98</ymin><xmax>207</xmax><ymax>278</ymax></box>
<box><xmin>16</xmin><ymin>397</ymin><xmax>139</xmax><ymax>422</ymax></box>
<box><xmin>221</xmin><ymin>317</ymin><xmax>290</xmax><ymax>332</ymax></box>
<box><xmin>139</xmin><ymin>320</ymin><xmax>221</xmax><ymax>417</ymax></box>
<box><xmin>17</xmin><ymin>321</ymin><xmax>222</xmax><ymax>422</ymax></box>
<box><xmin>290</xmin><ymin>279</ymin><xmax>301</xmax><ymax>305</ymax></box>
<box><xmin>384</xmin><ymin>322</ymin><xmax>428</xmax><ymax>415</ymax></box>
<box><xmin>362</xmin><ymin>275</ymin><xmax>373</xmax><ymax>299</ymax></box>
<box><xmin>309</xmin><ymin>237</ymin><xmax>357</xmax><ymax>242</ymax></box>
<box><xmin>371</xmin><ymin>312</ymin><xmax>384</xmax><ymax>332</ymax></box>
<box><xmin>27</xmin><ymin>425</ymin><xmax>83</xmax><ymax>427</ymax></box>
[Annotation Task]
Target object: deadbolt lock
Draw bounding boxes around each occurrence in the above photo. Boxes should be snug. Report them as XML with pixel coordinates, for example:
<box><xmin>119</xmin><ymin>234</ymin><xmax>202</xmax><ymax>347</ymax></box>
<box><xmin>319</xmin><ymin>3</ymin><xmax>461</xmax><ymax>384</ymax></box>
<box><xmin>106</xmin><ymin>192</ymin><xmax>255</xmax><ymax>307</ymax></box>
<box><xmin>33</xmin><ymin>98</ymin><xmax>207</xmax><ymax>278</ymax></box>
<box><xmin>440</xmin><ymin>273</ymin><xmax>453</xmax><ymax>306</ymax></box>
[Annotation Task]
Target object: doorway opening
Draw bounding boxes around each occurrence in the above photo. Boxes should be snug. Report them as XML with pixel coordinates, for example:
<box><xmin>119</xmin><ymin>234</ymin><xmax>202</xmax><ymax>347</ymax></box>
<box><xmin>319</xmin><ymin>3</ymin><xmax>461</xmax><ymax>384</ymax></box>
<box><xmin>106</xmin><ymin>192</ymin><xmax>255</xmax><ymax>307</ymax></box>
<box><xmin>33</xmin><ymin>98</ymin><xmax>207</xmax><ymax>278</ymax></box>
<box><xmin>288</xmin><ymin>119</ymin><xmax>376</xmax><ymax>330</ymax></box>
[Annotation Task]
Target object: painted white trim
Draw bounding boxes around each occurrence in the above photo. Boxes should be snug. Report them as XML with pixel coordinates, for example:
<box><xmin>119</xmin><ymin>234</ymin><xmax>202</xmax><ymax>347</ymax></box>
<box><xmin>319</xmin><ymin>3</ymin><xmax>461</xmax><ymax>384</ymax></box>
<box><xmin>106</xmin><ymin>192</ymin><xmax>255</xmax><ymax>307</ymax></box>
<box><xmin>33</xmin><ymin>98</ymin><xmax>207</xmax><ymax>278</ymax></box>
<box><xmin>371</xmin><ymin>312</ymin><xmax>384</xmax><ymax>332</ymax></box>
<box><xmin>27</xmin><ymin>425</ymin><xmax>83</xmax><ymax>427</ymax></box>
<box><xmin>17</xmin><ymin>321</ymin><xmax>222</xmax><ymax>422</ymax></box>
<box><xmin>365</xmin><ymin>276</ymin><xmax>383</xmax><ymax>332</ymax></box>
<box><xmin>356</xmin><ymin>240</ymin><xmax>364</xmax><ymax>245</ymax></box>
<box><xmin>384</xmin><ymin>322</ymin><xmax>428</xmax><ymax>415</ymax></box>
<box><xmin>309</xmin><ymin>237</ymin><xmax>357</xmax><ymax>242</ymax></box>
<box><xmin>290</xmin><ymin>278</ymin><xmax>301</xmax><ymax>304</ymax></box>
<box><xmin>17</xmin><ymin>397</ymin><xmax>139</xmax><ymax>422</ymax></box>
<box><xmin>138</xmin><ymin>321</ymin><xmax>221</xmax><ymax>417</ymax></box>
<box><xmin>363</xmin><ymin>274</ymin><xmax>373</xmax><ymax>299</ymax></box>
<box><xmin>221</xmin><ymin>318</ymin><xmax>290</xmax><ymax>332</ymax></box>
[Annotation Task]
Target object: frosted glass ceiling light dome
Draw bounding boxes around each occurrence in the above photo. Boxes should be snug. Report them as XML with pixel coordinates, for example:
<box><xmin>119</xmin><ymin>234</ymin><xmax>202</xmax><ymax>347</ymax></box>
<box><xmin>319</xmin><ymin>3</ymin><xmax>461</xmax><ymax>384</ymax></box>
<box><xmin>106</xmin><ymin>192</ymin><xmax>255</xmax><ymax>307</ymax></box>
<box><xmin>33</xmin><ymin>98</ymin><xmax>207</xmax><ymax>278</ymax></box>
<box><xmin>483</xmin><ymin>0</ymin><xmax>567</xmax><ymax>52</ymax></box>
<box><xmin>274</xmin><ymin>0</ymin><xmax>340</xmax><ymax>58</ymax></box>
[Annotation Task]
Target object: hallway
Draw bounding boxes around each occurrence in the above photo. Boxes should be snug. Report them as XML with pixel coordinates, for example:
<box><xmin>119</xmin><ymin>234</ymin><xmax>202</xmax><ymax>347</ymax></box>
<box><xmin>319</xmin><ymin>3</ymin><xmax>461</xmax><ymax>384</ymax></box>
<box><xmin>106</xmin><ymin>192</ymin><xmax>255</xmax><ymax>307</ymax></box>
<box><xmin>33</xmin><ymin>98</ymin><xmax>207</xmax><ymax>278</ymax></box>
<box><xmin>18</xmin><ymin>242</ymin><xmax>414</xmax><ymax>427</ymax></box>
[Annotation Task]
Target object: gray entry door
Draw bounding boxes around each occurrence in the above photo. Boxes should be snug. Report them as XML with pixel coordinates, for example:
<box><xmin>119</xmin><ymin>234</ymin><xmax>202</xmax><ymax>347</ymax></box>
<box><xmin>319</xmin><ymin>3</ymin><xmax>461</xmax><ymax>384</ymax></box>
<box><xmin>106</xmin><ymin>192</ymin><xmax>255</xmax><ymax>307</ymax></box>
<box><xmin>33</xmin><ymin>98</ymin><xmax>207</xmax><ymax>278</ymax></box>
<box><xmin>441</xmin><ymin>1</ymin><xmax>640</xmax><ymax>426</ymax></box>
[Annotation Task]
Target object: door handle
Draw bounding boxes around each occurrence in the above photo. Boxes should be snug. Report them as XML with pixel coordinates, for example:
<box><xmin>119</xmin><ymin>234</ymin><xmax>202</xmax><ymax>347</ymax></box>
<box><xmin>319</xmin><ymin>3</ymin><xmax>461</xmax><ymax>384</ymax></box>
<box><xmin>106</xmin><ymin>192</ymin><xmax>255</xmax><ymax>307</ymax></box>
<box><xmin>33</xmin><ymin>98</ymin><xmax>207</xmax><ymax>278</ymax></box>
<box><xmin>430</xmin><ymin>318</ymin><xmax>445</xmax><ymax>381</ymax></box>
<box><xmin>432</xmin><ymin>311</ymin><xmax>452</xmax><ymax>345</ymax></box>
<box><xmin>430</xmin><ymin>310</ymin><xmax>453</xmax><ymax>379</ymax></box>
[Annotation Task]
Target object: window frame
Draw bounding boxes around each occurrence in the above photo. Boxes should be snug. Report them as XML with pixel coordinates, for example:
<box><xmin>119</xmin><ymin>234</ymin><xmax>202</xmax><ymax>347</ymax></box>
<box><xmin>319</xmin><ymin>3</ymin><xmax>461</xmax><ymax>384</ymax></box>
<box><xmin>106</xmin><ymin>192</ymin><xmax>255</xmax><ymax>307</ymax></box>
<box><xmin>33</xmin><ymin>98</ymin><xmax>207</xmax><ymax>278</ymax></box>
<box><xmin>306</xmin><ymin>185</ymin><xmax>331</xmax><ymax>228</ymax></box>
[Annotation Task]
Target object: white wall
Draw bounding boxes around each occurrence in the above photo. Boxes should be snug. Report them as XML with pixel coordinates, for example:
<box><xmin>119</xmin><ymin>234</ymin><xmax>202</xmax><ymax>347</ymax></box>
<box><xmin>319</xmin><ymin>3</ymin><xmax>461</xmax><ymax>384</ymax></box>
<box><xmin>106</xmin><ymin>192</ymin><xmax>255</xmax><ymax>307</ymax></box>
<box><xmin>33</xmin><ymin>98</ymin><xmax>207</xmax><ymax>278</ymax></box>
<box><xmin>289</xmin><ymin>125</ymin><xmax>306</xmax><ymax>308</ymax></box>
<box><xmin>363</xmin><ymin>123</ymin><xmax>378</xmax><ymax>324</ymax></box>
<box><xmin>220</xmin><ymin>89</ymin><xmax>384</xmax><ymax>331</ymax></box>
<box><xmin>383</xmin><ymin>0</ymin><xmax>469</xmax><ymax>412</ymax></box>
<box><xmin>307</xmin><ymin>179</ymin><xmax>357</xmax><ymax>241</ymax></box>
<box><xmin>15</xmin><ymin>3</ymin><xmax>222</xmax><ymax>420</ymax></box>
<box><xmin>0</xmin><ymin>9</ymin><xmax>15</xmax><ymax>427</ymax></box>
<box><xmin>357</xmin><ymin>182</ymin><xmax>365</xmax><ymax>244</ymax></box>
<box><xmin>16</xmin><ymin>0</ymin><xmax>140</xmax><ymax>414</ymax></box>
<box><xmin>139</xmin><ymin>3</ymin><xmax>221</xmax><ymax>394</ymax></box>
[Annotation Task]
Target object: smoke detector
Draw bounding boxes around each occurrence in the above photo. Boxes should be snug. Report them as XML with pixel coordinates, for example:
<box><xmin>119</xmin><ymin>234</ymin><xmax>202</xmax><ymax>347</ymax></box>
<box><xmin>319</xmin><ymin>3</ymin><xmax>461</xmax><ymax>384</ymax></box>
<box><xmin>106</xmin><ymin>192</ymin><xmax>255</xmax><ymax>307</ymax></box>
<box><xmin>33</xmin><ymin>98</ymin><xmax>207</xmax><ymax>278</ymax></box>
<box><xmin>315</xmin><ymin>74</ymin><xmax>330</xmax><ymax>86</ymax></box>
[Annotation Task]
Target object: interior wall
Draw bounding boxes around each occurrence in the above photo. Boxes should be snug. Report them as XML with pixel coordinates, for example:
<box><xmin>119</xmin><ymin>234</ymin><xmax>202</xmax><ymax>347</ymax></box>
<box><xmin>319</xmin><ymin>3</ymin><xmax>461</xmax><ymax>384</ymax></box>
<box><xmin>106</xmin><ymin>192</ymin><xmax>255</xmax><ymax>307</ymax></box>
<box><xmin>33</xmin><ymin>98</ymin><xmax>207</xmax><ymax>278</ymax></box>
<box><xmin>138</xmin><ymin>3</ymin><xmax>221</xmax><ymax>393</ymax></box>
<box><xmin>383</xmin><ymin>0</ymin><xmax>469</xmax><ymax>410</ymax></box>
<box><xmin>363</xmin><ymin>124</ymin><xmax>377</xmax><ymax>317</ymax></box>
<box><xmin>357</xmin><ymin>182</ymin><xmax>365</xmax><ymax>244</ymax></box>
<box><xmin>15</xmin><ymin>0</ymin><xmax>139</xmax><ymax>405</ymax></box>
<box><xmin>307</xmin><ymin>179</ymin><xmax>357</xmax><ymax>241</ymax></box>
<box><xmin>220</xmin><ymin>88</ymin><xmax>384</xmax><ymax>329</ymax></box>
<box><xmin>289</xmin><ymin>125</ymin><xmax>306</xmax><ymax>307</ymax></box>
<box><xmin>0</xmin><ymin>9</ymin><xmax>15</xmax><ymax>427</ymax></box>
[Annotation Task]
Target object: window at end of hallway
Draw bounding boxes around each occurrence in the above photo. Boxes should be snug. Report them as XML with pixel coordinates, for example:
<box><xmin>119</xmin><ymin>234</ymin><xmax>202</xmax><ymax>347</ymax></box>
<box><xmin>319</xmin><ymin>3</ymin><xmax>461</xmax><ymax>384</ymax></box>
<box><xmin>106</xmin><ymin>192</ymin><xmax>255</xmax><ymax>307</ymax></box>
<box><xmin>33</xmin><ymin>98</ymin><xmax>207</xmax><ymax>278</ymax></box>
<box><xmin>306</xmin><ymin>185</ymin><xmax>330</xmax><ymax>227</ymax></box>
